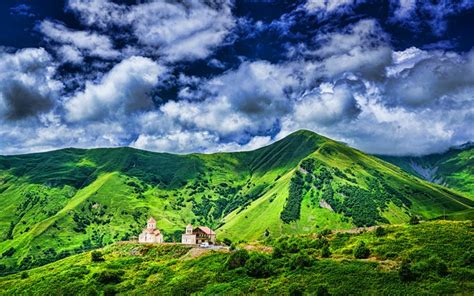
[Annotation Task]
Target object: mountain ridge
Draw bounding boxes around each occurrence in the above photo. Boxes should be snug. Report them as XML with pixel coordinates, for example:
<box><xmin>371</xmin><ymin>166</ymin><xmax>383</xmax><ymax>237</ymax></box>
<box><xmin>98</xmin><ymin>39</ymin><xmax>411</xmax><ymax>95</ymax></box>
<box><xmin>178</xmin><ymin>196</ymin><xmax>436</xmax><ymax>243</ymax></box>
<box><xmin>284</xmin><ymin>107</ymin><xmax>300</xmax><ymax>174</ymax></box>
<box><xmin>0</xmin><ymin>129</ymin><xmax>472</xmax><ymax>274</ymax></box>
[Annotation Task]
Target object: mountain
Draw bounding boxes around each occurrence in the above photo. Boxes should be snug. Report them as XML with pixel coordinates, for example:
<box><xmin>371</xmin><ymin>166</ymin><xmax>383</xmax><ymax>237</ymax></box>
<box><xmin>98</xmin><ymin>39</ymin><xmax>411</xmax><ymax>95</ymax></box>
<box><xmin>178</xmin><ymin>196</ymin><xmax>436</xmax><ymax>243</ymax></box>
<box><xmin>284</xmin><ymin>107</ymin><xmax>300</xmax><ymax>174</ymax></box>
<box><xmin>0</xmin><ymin>130</ymin><xmax>472</xmax><ymax>274</ymax></box>
<box><xmin>379</xmin><ymin>143</ymin><xmax>473</xmax><ymax>198</ymax></box>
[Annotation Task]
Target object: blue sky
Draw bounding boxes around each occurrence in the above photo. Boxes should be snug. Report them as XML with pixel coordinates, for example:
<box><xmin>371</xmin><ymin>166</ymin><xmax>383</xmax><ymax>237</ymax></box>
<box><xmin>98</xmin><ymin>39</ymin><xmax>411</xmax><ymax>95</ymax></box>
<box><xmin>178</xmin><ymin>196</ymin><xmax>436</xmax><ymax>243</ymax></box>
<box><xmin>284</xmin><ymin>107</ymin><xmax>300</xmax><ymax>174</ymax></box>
<box><xmin>0</xmin><ymin>0</ymin><xmax>473</xmax><ymax>155</ymax></box>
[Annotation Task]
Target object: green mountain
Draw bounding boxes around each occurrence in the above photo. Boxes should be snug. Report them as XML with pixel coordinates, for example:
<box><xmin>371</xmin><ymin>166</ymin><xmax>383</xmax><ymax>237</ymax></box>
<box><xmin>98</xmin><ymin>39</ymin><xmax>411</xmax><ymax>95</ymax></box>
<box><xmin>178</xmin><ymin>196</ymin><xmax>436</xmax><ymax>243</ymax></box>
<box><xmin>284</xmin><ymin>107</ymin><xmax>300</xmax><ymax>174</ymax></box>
<box><xmin>379</xmin><ymin>143</ymin><xmax>473</xmax><ymax>198</ymax></box>
<box><xmin>0</xmin><ymin>130</ymin><xmax>472</xmax><ymax>274</ymax></box>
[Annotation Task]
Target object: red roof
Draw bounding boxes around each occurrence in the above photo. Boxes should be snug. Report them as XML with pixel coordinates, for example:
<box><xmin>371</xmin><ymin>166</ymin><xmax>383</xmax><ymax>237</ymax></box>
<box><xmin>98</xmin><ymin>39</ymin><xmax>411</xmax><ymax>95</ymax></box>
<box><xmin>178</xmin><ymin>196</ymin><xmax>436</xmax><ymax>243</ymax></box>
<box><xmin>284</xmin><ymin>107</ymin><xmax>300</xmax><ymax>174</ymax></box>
<box><xmin>196</xmin><ymin>226</ymin><xmax>215</xmax><ymax>235</ymax></box>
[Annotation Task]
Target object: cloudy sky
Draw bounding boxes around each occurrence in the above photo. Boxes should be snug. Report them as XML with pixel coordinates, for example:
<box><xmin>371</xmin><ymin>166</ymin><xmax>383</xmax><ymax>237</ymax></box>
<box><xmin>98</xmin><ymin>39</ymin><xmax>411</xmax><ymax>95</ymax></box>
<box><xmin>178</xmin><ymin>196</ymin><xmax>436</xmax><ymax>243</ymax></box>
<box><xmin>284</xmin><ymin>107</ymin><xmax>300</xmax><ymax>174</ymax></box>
<box><xmin>1</xmin><ymin>0</ymin><xmax>473</xmax><ymax>156</ymax></box>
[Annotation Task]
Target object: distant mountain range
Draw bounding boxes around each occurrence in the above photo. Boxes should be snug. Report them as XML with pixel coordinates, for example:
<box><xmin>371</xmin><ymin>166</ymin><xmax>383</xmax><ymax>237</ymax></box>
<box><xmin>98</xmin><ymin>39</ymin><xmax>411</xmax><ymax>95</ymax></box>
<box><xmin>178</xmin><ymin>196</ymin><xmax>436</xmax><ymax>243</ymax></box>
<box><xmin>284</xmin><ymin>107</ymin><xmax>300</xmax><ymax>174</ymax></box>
<box><xmin>379</xmin><ymin>143</ymin><xmax>473</xmax><ymax>197</ymax></box>
<box><xmin>0</xmin><ymin>130</ymin><xmax>472</xmax><ymax>273</ymax></box>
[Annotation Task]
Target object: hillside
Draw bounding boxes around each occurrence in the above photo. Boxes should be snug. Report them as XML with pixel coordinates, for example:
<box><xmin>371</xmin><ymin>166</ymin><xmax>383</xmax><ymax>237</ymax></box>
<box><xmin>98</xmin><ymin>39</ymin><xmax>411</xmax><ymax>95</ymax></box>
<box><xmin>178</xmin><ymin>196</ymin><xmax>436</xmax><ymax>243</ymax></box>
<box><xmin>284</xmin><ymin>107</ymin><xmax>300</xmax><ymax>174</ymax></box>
<box><xmin>0</xmin><ymin>221</ymin><xmax>472</xmax><ymax>295</ymax></box>
<box><xmin>379</xmin><ymin>143</ymin><xmax>473</xmax><ymax>198</ymax></box>
<box><xmin>0</xmin><ymin>130</ymin><xmax>472</xmax><ymax>274</ymax></box>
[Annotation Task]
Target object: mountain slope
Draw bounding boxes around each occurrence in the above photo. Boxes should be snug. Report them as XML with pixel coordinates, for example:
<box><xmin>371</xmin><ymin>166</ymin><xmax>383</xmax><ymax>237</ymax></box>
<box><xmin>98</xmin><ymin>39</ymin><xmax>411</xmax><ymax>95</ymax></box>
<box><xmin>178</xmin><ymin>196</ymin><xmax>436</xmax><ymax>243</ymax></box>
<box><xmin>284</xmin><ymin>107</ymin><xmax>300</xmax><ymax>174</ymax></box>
<box><xmin>1</xmin><ymin>221</ymin><xmax>472</xmax><ymax>295</ymax></box>
<box><xmin>379</xmin><ymin>143</ymin><xmax>473</xmax><ymax>198</ymax></box>
<box><xmin>0</xmin><ymin>130</ymin><xmax>472</xmax><ymax>273</ymax></box>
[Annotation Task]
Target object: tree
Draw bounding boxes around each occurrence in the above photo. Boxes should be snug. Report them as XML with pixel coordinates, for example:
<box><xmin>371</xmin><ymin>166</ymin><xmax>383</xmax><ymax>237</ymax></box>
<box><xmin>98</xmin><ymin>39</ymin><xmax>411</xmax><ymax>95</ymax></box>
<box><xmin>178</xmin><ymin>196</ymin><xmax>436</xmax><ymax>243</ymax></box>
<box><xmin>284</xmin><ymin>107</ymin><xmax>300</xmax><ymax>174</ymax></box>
<box><xmin>353</xmin><ymin>241</ymin><xmax>370</xmax><ymax>259</ymax></box>
<box><xmin>91</xmin><ymin>250</ymin><xmax>104</xmax><ymax>262</ymax></box>
<box><xmin>321</xmin><ymin>245</ymin><xmax>331</xmax><ymax>258</ymax></box>
<box><xmin>375</xmin><ymin>226</ymin><xmax>386</xmax><ymax>237</ymax></box>
<box><xmin>226</xmin><ymin>249</ymin><xmax>249</xmax><ymax>270</ymax></box>
<box><xmin>289</xmin><ymin>251</ymin><xmax>313</xmax><ymax>270</ymax></box>
<box><xmin>409</xmin><ymin>216</ymin><xmax>420</xmax><ymax>225</ymax></box>
<box><xmin>399</xmin><ymin>260</ymin><xmax>416</xmax><ymax>282</ymax></box>
<box><xmin>223</xmin><ymin>238</ymin><xmax>232</xmax><ymax>246</ymax></box>
<box><xmin>315</xmin><ymin>285</ymin><xmax>331</xmax><ymax>296</ymax></box>
<box><xmin>245</xmin><ymin>253</ymin><xmax>272</xmax><ymax>278</ymax></box>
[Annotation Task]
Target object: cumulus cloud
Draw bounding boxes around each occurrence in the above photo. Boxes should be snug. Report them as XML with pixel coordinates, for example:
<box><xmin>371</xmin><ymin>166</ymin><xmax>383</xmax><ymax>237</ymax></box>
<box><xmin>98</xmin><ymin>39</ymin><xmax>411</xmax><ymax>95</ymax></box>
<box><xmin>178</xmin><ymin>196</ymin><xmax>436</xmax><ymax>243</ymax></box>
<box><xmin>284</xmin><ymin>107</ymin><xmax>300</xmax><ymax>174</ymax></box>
<box><xmin>38</xmin><ymin>20</ymin><xmax>120</xmax><ymax>60</ymax></box>
<box><xmin>67</xmin><ymin>0</ymin><xmax>235</xmax><ymax>62</ymax></box>
<box><xmin>304</xmin><ymin>0</ymin><xmax>366</xmax><ymax>17</ymax></box>
<box><xmin>65</xmin><ymin>56</ymin><xmax>166</xmax><ymax>121</ymax></box>
<box><xmin>0</xmin><ymin>48</ymin><xmax>63</xmax><ymax>120</ymax></box>
<box><xmin>294</xmin><ymin>82</ymin><xmax>361</xmax><ymax>125</ymax></box>
<box><xmin>313</xmin><ymin>19</ymin><xmax>393</xmax><ymax>80</ymax></box>
<box><xmin>386</xmin><ymin>49</ymin><xmax>474</xmax><ymax>106</ymax></box>
<box><xmin>160</xmin><ymin>60</ymin><xmax>301</xmax><ymax>137</ymax></box>
<box><xmin>389</xmin><ymin>0</ymin><xmax>474</xmax><ymax>36</ymax></box>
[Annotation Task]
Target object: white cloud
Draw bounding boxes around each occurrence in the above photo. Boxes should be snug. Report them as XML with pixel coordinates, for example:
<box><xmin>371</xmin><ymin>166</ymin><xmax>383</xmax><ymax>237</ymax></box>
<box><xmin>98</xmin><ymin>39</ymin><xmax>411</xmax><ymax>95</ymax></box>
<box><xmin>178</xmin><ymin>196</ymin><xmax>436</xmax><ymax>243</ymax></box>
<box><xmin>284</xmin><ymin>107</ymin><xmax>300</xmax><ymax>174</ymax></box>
<box><xmin>66</xmin><ymin>0</ymin><xmax>235</xmax><ymax>62</ymax></box>
<box><xmin>386</xmin><ymin>50</ymin><xmax>474</xmax><ymax>106</ymax></box>
<box><xmin>0</xmin><ymin>48</ymin><xmax>63</xmax><ymax>120</ymax></box>
<box><xmin>39</xmin><ymin>20</ymin><xmax>120</xmax><ymax>60</ymax></box>
<box><xmin>294</xmin><ymin>82</ymin><xmax>361</xmax><ymax>125</ymax></box>
<box><xmin>65</xmin><ymin>56</ymin><xmax>166</xmax><ymax>121</ymax></box>
<box><xmin>314</xmin><ymin>19</ymin><xmax>393</xmax><ymax>79</ymax></box>
<box><xmin>305</xmin><ymin>0</ymin><xmax>367</xmax><ymax>17</ymax></box>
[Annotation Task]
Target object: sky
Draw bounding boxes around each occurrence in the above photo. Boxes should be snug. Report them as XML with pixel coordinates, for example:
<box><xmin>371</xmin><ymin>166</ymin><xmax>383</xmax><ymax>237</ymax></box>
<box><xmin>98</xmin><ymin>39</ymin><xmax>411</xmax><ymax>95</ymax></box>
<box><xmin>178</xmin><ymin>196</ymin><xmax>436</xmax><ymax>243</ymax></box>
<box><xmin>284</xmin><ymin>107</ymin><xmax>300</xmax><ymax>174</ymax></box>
<box><xmin>0</xmin><ymin>0</ymin><xmax>473</xmax><ymax>156</ymax></box>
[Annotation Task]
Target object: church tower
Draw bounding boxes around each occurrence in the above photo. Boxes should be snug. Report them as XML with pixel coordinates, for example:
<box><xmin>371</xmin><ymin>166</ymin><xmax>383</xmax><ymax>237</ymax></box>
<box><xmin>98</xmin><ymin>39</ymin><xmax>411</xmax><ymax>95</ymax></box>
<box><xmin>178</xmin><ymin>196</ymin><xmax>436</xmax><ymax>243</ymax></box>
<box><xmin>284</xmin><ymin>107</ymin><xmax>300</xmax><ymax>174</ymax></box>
<box><xmin>186</xmin><ymin>224</ymin><xmax>193</xmax><ymax>234</ymax></box>
<box><xmin>147</xmin><ymin>217</ymin><xmax>156</xmax><ymax>229</ymax></box>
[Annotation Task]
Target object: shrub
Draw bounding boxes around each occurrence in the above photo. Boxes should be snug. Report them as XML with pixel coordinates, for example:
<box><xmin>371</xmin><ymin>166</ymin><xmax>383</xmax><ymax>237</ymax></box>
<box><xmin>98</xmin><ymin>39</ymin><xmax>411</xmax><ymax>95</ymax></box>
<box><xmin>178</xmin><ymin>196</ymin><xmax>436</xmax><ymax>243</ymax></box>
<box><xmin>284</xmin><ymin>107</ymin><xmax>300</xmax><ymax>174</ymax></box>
<box><xmin>399</xmin><ymin>261</ymin><xmax>416</xmax><ymax>282</ymax></box>
<box><xmin>91</xmin><ymin>250</ymin><xmax>104</xmax><ymax>262</ymax></box>
<box><xmin>315</xmin><ymin>285</ymin><xmax>331</xmax><ymax>296</ymax></box>
<box><xmin>289</xmin><ymin>251</ymin><xmax>313</xmax><ymax>270</ymax></box>
<box><xmin>353</xmin><ymin>241</ymin><xmax>370</xmax><ymax>259</ymax></box>
<box><xmin>2</xmin><ymin>247</ymin><xmax>15</xmax><ymax>257</ymax></box>
<box><xmin>289</xmin><ymin>284</ymin><xmax>304</xmax><ymax>296</ymax></box>
<box><xmin>461</xmin><ymin>250</ymin><xmax>474</xmax><ymax>267</ymax></box>
<box><xmin>223</xmin><ymin>238</ymin><xmax>232</xmax><ymax>246</ymax></box>
<box><xmin>226</xmin><ymin>249</ymin><xmax>249</xmax><ymax>270</ymax></box>
<box><xmin>245</xmin><ymin>253</ymin><xmax>272</xmax><ymax>278</ymax></box>
<box><xmin>20</xmin><ymin>272</ymin><xmax>29</xmax><ymax>279</ymax></box>
<box><xmin>321</xmin><ymin>245</ymin><xmax>331</xmax><ymax>258</ymax></box>
<box><xmin>375</xmin><ymin>226</ymin><xmax>386</xmax><ymax>237</ymax></box>
<box><xmin>409</xmin><ymin>216</ymin><xmax>420</xmax><ymax>225</ymax></box>
<box><xmin>95</xmin><ymin>270</ymin><xmax>124</xmax><ymax>284</ymax></box>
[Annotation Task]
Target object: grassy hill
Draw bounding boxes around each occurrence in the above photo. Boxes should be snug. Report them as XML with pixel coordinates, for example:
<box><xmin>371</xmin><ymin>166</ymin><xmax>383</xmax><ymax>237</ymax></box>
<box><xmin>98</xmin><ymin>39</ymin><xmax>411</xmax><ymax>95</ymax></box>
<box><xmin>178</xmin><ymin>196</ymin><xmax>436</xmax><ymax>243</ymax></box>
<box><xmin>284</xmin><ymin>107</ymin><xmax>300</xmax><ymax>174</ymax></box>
<box><xmin>379</xmin><ymin>143</ymin><xmax>473</xmax><ymax>198</ymax></box>
<box><xmin>0</xmin><ymin>130</ymin><xmax>472</xmax><ymax>274</ymax></box>
<box><xmin>0</xmin><ymin>221</ymin><xmax>472</xmax><ymax>295</ymax></box>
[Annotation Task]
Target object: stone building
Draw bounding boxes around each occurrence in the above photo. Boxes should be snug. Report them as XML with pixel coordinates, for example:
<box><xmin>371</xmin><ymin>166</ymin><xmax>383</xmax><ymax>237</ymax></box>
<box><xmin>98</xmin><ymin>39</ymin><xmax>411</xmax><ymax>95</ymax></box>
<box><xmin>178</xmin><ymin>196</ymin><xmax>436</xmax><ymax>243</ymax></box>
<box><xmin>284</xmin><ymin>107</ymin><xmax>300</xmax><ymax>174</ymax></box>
<box><xmin>181</xmin><ymin>224</ymin><xmax>216</xmax><ymax>245</ymax></box>
<box><xmin>138</xmin><ymin>217</ymin><xmax>164</xmax><ymax>243</ymax></box>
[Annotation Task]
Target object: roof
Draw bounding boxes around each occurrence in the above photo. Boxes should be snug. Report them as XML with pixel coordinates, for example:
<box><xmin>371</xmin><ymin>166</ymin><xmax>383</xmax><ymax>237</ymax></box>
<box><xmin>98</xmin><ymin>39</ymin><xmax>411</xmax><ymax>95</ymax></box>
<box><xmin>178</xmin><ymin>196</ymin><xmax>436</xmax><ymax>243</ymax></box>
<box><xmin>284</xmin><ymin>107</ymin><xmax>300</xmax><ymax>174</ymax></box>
<box><xmin>196</xmin><ymin>226</ymin><xmax>215</xmax><ymax>235</ymax></box>
<box><xmin>148</xmin><ymin>217</ymin><xmax>156</xmax><ymax>223</ymax></box>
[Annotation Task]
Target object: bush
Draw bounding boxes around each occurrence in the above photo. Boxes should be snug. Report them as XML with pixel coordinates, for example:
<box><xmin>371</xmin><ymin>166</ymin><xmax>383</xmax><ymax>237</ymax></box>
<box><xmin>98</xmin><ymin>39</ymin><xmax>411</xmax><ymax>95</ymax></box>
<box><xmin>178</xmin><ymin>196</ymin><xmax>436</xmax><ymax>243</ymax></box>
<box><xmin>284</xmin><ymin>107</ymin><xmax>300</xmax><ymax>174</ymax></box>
<box><xmin>375</xmin><ymin>226</ymin><xmax>386</xmax><ymax>237</ymax></box>
<box><xmin>95</xmin><ymin>270</ymin><xmax>124</xmax><ymax>284</ymax></box>
<box><xmin>223</xmin><ymin>238</ymin><xmax>232</xmax><ymax>246</ymax></box>
<box><xmin>91</xmin><ymin>250</ymin><xmax>104</xmax><ymax>262</ymax></box>
<box><xmin>399</xmin><ymin>261</ymin><xmax>416</xmax><ymax>282</ymax></box>
<box><xmin>2</xmin><ymin>247</ymin><xmax>15</xmax><ymax>257</ymax></box>
<box><xmin>409</xmin><ymin>216</ymin><xmax>420</xmax><ymax>225</ymax></box>
<box><xmin>289</xmin><ymin>251</ymin><xmax>313</xmax><ymax>270</ymax></box>
<box><xmin>412</xmin><ymin>256</ymin><xmax>449</xmax><ymax>277</ymax></box>
<box><xmin>461</xmin><ymin>250</ymin><xmax>474</xmax><ymax>267</ymax></box>
<box><xmin>315</xmin><ymin>285</ymin><xmax>331</xmax><ymax>296</ymax></box>
<box><xmin>353</xmin><ymin>241</ymin><xmax>370</xmax><ymax>259</ymax></box>
<box><xmin>20</xmin><ymin>272</ymin><xmax>29</xmax><ymax>279</ymax></box>
<box><xmin>226</xmin><ymin>249</ymin><xmax>249</xmax><ymax>270</ymax></box>
<box><xmin>289</xmin><ymin>284</ymin><xmax>304</xmax><ymax>296</ymax></box>
<box><xmin>245</xmin><ymin>253</ymin><xmax>272</xmax><ymax>278</ymax></box>
<box><xmin>321</xmin><ymin>245</ymin><xmax>331</xmax><ymax>258</ymax></box>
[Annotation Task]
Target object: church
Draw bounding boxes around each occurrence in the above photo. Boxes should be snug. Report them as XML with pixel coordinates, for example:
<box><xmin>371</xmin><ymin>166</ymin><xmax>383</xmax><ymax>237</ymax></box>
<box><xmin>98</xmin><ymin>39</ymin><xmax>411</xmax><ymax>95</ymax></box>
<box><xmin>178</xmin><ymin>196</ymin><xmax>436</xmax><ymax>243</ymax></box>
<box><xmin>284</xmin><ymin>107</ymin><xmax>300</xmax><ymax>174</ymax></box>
<box><xmin>138</xmin><ymin>217</ymin><xmax>164</xmax><ymax>243</ymax></box>
<box><xmin>181</xmin><ymin>224</ymin><xmax>216</xmax><ymax>245</ymax></box>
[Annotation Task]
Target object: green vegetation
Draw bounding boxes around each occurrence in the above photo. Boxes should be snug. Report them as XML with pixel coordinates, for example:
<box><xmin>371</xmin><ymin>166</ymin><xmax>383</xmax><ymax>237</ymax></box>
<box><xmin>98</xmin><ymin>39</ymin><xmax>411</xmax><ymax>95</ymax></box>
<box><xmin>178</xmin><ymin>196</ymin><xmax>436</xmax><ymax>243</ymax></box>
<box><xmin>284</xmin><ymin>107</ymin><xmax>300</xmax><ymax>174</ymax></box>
<box><xmin>379</xmin><ymin>143</ymin><xmax>474</xmax><ymax>197</ymax></box>
<box><xmin>0</xmin><ymin>130</ymin><xmax>472</xmax><ymax>275</ymax></box>
<box><xmin>0</xmin><ymin>221</ymin><xmax>472</xmax><ymax>295</ymax></box>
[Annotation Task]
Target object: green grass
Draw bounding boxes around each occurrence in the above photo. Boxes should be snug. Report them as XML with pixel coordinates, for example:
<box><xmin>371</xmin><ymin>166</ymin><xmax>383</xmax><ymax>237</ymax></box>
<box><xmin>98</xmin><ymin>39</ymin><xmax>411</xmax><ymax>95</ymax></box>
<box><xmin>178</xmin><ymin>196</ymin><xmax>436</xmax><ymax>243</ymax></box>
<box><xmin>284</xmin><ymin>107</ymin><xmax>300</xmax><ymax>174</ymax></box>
<box><xmin>0</xmin><ymin>221</ymin><xmax>472</xmax><ymax>295</ymax></box>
